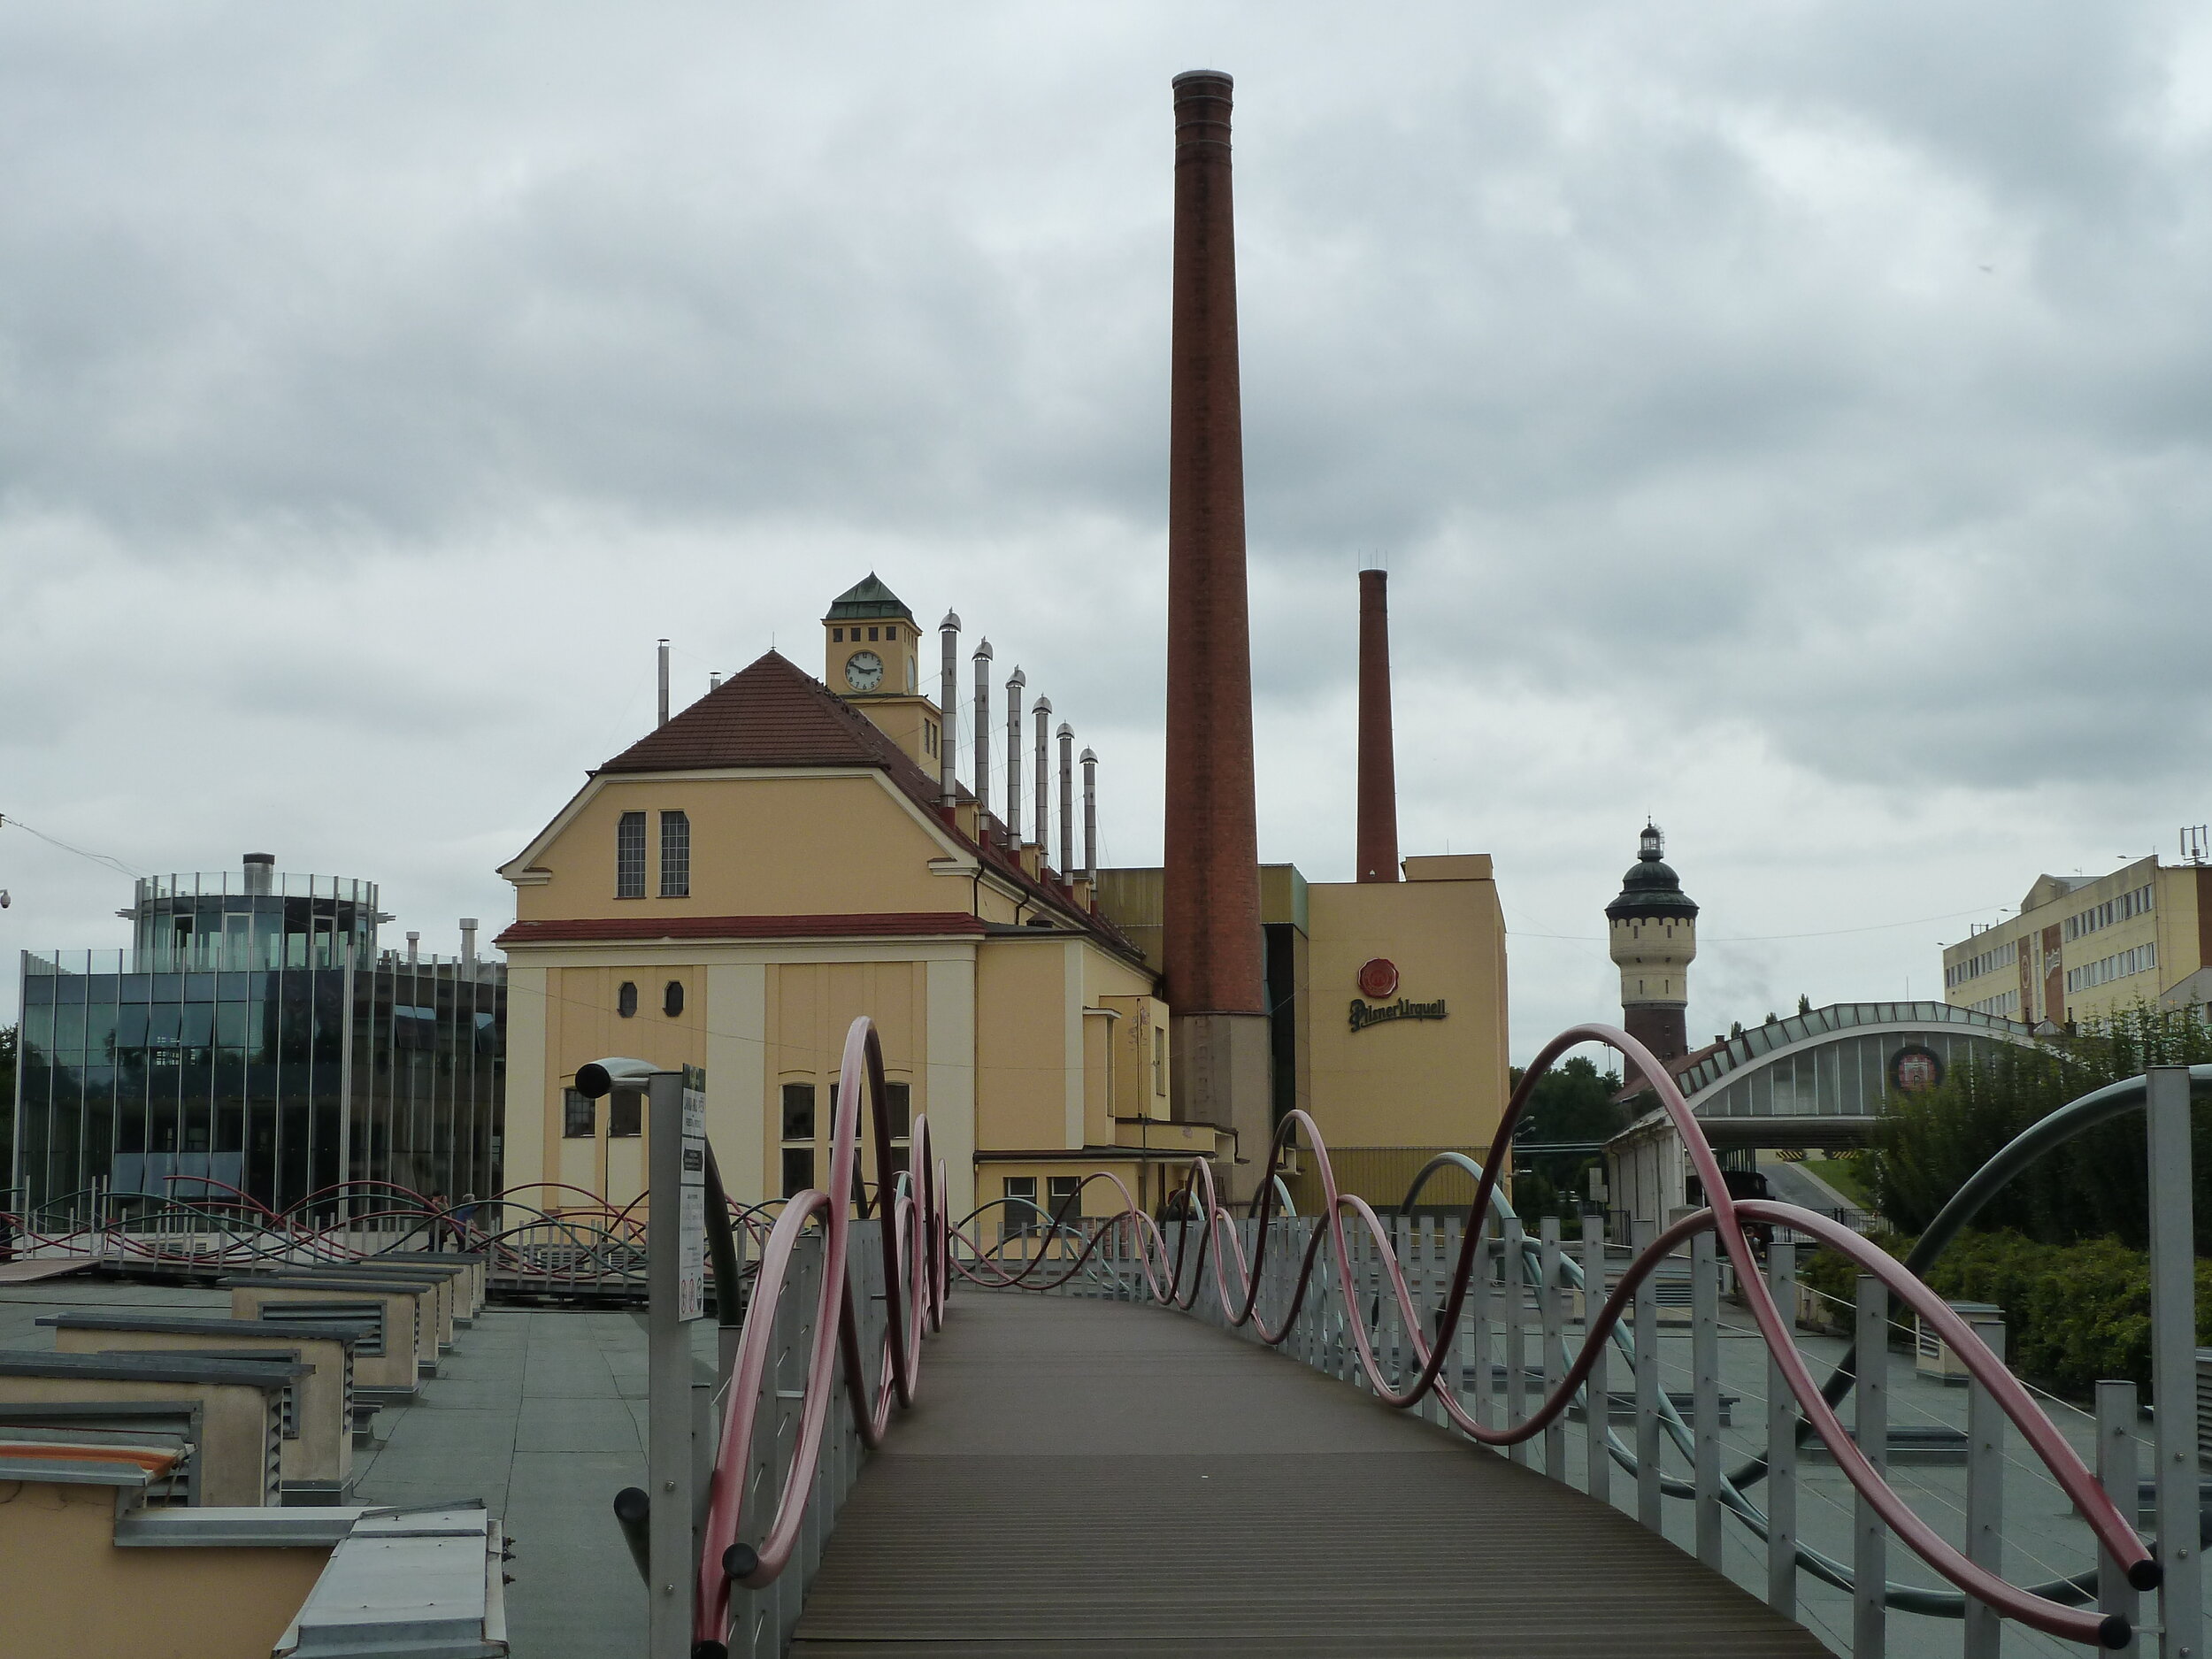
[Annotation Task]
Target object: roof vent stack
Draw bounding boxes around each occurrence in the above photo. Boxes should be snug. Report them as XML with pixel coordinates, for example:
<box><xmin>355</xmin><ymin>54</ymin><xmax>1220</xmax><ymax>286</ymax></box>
<box><xmin>657</xmin><ymin>640</ymin><xmax>671</xmax><ymax>727</ymax></box>
<box><xmin>972</xmin><ymin>640</ymin><xmax>995</xmax><ymax>819</ymax></box>
<box><xmin>939</xmin><ymin>612</ymin><xmax>961</xmax><ymax>808</ymax></box>
<box><xmin>1032</xmin><ymin>695</ymin><xmax>1053</xmax><ymax>863</ymax></box>
<box><xmin>406</xmin><ymin>931</ymin><xmax>420</xmax><ymax>965</ymax></box>
<box><xmin>459</xmin><ymin>918</ymin><xmax>478</xmax><ymax>965</ymax></box>
<box><xmin>1056</xmin><ymin>723</ymin><xmax>1075</xmax><ymax>882</ymax></box>
<box><xmin>1080</xmin><ymin>748</ymin><xmax>1098</xmax><ymax>890</ymax></box>
<box><xmin>242</xmin><ymin>854</ymin><xmax>275</xmax><ymax>897</ymax></box>
<box><xmin>1004</xmin><ymin>667</ymin><xmax>1026</xmax><ymax>847</ymax></box>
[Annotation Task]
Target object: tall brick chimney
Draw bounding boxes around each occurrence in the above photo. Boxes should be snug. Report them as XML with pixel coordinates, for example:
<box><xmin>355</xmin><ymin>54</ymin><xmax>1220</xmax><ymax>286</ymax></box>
<box><xmin>1163</xmin><ymin>69</ymin><xmax>1271</xmax><ymax>1194</ymax></box>
<box><xmin>1356</xmin><ymin>566</ymin><xmax>1399</xmax><ymax>883</ymax></box>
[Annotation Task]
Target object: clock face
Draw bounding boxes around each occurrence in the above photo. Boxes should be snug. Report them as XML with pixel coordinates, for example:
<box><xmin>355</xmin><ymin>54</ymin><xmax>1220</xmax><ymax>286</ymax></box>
<box><xmin>843</xmin><ymin>649</ymin><xmax>885</xmax><ymax>692</ymax></box>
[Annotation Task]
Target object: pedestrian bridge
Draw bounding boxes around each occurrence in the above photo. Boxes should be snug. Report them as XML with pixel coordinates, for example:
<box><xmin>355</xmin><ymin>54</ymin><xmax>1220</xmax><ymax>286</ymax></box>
<box><xmin>668</xmin><ymin>1018</ymin><xmax>2205</xmax><ymax>1659</ymax></box>
<box><xmin>791</xmin><ymin>1290</ymin><xmax>1817</xmax><ymax>1656</ymax></box>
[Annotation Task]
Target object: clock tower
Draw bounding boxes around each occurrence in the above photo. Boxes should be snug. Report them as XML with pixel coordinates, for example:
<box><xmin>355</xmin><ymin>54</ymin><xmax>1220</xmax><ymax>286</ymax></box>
<box><xmin>824</xmin><ymin>573</ymin><xmax>943</xmax><ymax>771</ymax></box>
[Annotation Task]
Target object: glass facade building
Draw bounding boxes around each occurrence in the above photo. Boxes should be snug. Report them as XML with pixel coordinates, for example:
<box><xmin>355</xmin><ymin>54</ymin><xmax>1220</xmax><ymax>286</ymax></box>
<box><xmin>12</xmin><ymin>858</ymin><xmax>504</xmax><ymax>1217</ymax></box>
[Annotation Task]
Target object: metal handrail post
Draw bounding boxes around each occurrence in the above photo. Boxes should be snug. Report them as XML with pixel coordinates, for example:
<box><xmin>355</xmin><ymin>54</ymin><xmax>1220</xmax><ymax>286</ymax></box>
<box><xmin>1540</xmin><ymin>1217</ymin><xmax>1567</xmax><ymax>1480</ymax></box>
<box><xmin>1964</xmin><ymin>1314</ymin><xmax>2007</xmax><ymax>1659</ymax></box>
<box><xmin>1854</xmin><ymin>1273</ymin><xmax>1888</xmax><ymax>1659</ymax></box>
<box><xmin>2098</xmin><ymin>1379</ymin><xmax>2141</xmax><ymax>1648</ymax></box>
<box><xmin>1765</xmin><ymin>1240</ymin><xmax>1799</xmax><ymax>1618</ymax></box>
<box><xmin>1693</xmin><ymin>1227</ymin><xmax>1721</xmax><ymax>1570</ymax></box>
<box><xmin>1632</xmin><ymin>1217</ymin><xmax>1661</xmax><ymax>1529</ymax></box>
<box><xmin>2147</xmin><ymin>1064</ymin><xmax>2202</xmax><ymax>1659</ymax></box>
<box><xmin>1581</xmin><ymin>1221</ymin><xmax>1609</xmax><ymax>1507</ymax></box>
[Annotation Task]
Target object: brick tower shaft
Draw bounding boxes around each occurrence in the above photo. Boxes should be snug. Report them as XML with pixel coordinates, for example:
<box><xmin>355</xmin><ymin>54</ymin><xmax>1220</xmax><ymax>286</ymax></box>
<box><xmin>1162</xmin><ymin>70</ymin><xmax>1270</xmax><ymax>1189</ymax></box>
<box><xmin>1356</xmin><ymin>568</ymin><xmax>1399</xmax><ymax>883</ymax></box>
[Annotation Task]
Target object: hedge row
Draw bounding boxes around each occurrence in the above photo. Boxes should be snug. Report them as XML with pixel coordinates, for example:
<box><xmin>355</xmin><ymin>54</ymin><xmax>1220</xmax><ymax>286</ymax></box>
<box><xmin>1798</xmin><ymin>1228</ymin><xmax>2212</xmax><ymax>1402</ymax></box>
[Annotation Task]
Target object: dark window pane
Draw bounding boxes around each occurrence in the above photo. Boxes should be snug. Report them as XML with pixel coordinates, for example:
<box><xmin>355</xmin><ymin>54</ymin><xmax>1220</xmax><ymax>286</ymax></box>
<box><xmin>780</xmin><ymin>1082</ymin><xmax>815</xmax><ymax>1141</ymax></box>
<box><xmin>659</xmin><ymin>811</ymin><xmax>689</xmax><ymax>898</ymax></box>
<box><xmin>617</xmin><ymin>981</ymin><xmax>637</xmax><ymax>1019</ymax></box>
<box><xmin>1047</xmin><ymin>1174</ymin><xmax>1082</xmax><ymax>1219</ymax></box>
<box><xmin>617</xmin><ymin>811</ymin><xmax>647</xmax><ymax>898</ymax></box>
<box><xmin>564</xmin><ymin>1089</ymin><xmax>595</xmax><ymax>1138</ymax></box>
<box><xmin>885</xmin><ymin>1082</ymin><xmax>910</xmax><ymax>1141</ymax></box>
<box><xmin>1003</xmin><ymin>1175</ymin><xmax>1038</xmax><ymax>1237</ymax></box>
<box><xmin>663</xmin><ymin>980</ymin><xmax>684</xmax><ymax>1018</ymax></box>
<box><xmin>609</xmin><ymin>1089</ymin><xmax>642</xmax><ymax>1138</ymax></box>
<box><xmin>781</xmin><ymin>1147</ymin><xmax>815</xmax><ymax>1198</ymax></box>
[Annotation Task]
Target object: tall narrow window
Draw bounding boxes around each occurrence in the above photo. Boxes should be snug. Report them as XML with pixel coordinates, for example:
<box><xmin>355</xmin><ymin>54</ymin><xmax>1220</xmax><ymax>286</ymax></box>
<box><xmin>884</xmin><ymin>1081</ymin><xmax>910</xmax><ymax>1141</ymax></box>
<box><xmin>663</xmin><ymin>980</ymin><xmax>685</xmax><ymax>1018</ymax></box>
<box><xmin>780</xmin><ymin>1082</ymin><xmax>816</xmax><ymax>1141</ymax></box>
<box><xmin>617</xmin><ymin>981</ymin><xmax>637</xmax><ymax>1019</ymax></box>
<box><xmin>563</xmin><ymin>1089</ymin><xmax>595</xmax><ymax>1139</ymax></box>
<box><xmin>659</xmin><ymin>811</ymin><xmax>689</xmax><ymax>897</ymax></box>
<box><xmin>609</xmin><ymin>1088</ymin><xmax>642</xmax><ymax>1138</ymax></box>
<box><xmin>781</xmin><ymin>1147</ymin><xmax>816</xmax><ymax>1197</ymax></box>
<box><xmin>616</xmin><ymin>811</ymin><xmax>646</xmax><ymax>898</ymax></box>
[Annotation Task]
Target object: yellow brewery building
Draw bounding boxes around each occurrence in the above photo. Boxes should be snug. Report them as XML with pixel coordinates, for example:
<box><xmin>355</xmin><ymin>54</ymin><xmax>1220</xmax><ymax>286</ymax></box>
<box><xmin>495</xmin><ymin>577</ymin><xmax>1509</xmax><ymax>1225</ymax></box>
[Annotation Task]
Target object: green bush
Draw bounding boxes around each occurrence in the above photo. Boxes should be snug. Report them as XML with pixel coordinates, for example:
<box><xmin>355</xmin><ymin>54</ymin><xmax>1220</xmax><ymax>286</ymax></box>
<box><xmin>1860</xmin><ymin>1001</ymin><xmax>2212</xmax><ymax>1249</ymax></box>
<box><xmin>1797</xmin><ymin>1228</ymin><xmax>2212</xmax><ymax>1402</ymax></box>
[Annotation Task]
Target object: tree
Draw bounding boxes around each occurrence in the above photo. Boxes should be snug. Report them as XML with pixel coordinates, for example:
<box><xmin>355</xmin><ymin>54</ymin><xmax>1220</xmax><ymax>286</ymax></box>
<box><xmin>1509</xmin><ymin>1055</ymin><xmax>1625</xmax><ymax>1229</ymax></box>
<box><xmin>1860</xmin><ymin>1001</ymin><xmax>2212</xmax><ymax>1250</ymax></box>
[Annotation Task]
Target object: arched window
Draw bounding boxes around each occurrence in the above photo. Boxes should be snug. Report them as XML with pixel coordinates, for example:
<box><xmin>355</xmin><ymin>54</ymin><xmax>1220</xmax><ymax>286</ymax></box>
<box><xmin>617</xmin><ymin>982</ymin><xmax>637</xmax><ymax>1019</ymax></box>
<box><xmin>664</xmin><ymin>980</ymin><xmax>685</xmax><ymax>1018</ymax></box>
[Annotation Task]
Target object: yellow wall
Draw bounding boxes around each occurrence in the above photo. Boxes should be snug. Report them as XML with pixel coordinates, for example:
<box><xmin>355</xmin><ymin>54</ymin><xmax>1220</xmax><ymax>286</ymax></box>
<box><xmin>0</xmin><ymin>1481</ymin><xmax>330</xmax><ymax>1659</ymax></box>
<box><xmin>1304</xmin><ymin>856</ymin><xmax>1510</xmax><ymax>1154</ymax></box>
<box><xmin>515</xmin><ymin>773</ymin><xmax>965</xmax><ymax>923</ymax></box>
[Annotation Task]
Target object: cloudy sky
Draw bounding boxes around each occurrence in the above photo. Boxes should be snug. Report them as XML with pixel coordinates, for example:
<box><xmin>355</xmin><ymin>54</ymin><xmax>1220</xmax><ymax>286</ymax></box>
<box><xmin>3</xmin><ymin>2</ymin><xmax>2208</xmax><ymax>1058</ymax></box>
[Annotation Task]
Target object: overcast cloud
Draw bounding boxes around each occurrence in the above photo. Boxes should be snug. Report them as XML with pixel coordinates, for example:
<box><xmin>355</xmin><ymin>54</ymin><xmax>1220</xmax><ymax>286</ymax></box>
<box><xmin>3</xmin><ymin>2</ymin><xmax>2208</xmax><ymax>1058</ymax></box>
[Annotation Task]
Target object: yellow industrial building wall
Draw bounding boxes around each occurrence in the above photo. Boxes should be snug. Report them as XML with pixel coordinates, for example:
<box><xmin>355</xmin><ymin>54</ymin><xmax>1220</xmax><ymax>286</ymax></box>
<box><xmin>1304</xmin><ymin>856</ymin><xmax>1509</xmax><ymax>1156</ymax></box>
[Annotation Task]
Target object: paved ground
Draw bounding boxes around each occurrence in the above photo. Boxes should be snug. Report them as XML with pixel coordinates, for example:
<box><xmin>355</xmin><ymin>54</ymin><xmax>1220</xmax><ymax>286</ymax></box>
<box><xmin>791</xmin><ymin>1293</ymin><xmax>1827</xmax><ymax>1657</ymax></box>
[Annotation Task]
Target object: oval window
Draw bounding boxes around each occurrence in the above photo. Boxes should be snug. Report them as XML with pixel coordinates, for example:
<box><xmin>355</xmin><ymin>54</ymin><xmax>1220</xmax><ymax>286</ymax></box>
<box><xmin>617</xmin><ymin>982</ymin><xmax>637</xmax><ymax>1019</ymax></box>
<box><xmin>664</xmin><ymin>980</ymin><xmax>685</xmax><ymax>1018</ymax></box>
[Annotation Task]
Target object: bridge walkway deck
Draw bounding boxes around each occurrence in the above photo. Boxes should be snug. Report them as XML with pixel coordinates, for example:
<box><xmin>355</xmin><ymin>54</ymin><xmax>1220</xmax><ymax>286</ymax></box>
<box><xmin>792</xmin><ymin>1291</ymin><xmax>1829</xmax><ymax>1657</ymax></box>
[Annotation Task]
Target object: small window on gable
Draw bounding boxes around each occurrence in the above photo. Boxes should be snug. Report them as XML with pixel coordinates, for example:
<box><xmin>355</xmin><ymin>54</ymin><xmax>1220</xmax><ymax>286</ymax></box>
<box><xmin>617</xmin><ymin>981</ymin><xmax>637</xmax><ymax>1018</ymax></box>
<box><xmin>664</xmin><ymin>980</ymin><xmax>685</xmax><ymax>1018</ymax></box>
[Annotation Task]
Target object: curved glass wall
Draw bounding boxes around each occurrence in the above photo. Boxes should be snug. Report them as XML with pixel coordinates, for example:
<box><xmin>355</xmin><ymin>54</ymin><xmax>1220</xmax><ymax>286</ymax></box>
<box><xmin>12</xmin><ymin>863</ymin><xmax>503</xmax><ymax>1218</ymax></box>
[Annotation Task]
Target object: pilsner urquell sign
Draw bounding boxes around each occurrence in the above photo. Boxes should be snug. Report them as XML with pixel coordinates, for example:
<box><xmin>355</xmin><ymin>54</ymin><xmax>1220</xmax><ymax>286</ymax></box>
<box><xmin>1348</xmin><ymin>957</ymin><xmax>1446</xmax><ymax>1032</ymax></box>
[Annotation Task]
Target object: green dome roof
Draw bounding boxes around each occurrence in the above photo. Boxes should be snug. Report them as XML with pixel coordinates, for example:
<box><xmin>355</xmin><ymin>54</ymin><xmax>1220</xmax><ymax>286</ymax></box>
<box><xmin>1605</xmin><ymin>823</ymin><xmax>1700</xmax><ymax>922</ymax></box>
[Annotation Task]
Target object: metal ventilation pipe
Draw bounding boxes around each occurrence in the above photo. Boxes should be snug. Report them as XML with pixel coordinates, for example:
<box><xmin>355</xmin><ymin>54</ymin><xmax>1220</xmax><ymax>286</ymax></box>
<box><xmin>1004</xmin><ymin>666</ymin><xmax>1026</xmax><ymax>844</ymax></box>
<box><xmin>1080</xmin><ymin>748</ymin><xmax>1098</xmax><ymax>885</ymax></box>
<box><xmin>709</xmin><ymin>672</ymin><xmax>722</xmax><ymax>691</ymax></box>
<box><xmin>1056</xmin><ymin>723</ymin><xmax>1075</xmax><ymax>879</ymax></box>
<box><xmin>939</xmin><ymin>611</ymin><xmax>961</xmax><ymax>807</ymax></box>
<box><xmin>972</xmin><ymin>639</ymin><xmax>995</xmax><ymax>818</ymax></box>
<box><xmin>405</xmin><ymin>931</ymin><xmax>420</xmax><ymax>965</ymax></box>
<box><xmin>657</xmin><ymin>639</ymin><xmax>671</xmax><ymax>726</ymax></box>
<box><xmin>1032</xmin><ymin>695</ymin><xmax>1052</xmax><ymax>856</ymax></box>
<box><xmin>459</xmin><ymin>919</ymin><xmax>478</xmax><ymax>964</ymax></box>
<box><xmin>242</xmin><ymin>853</ymin><xmax>275</xmax><ymax>897</ymax></box>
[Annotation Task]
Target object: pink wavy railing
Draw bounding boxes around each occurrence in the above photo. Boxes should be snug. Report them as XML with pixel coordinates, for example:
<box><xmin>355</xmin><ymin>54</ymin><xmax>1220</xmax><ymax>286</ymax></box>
<box><xmin>960</xmin><ymin>1022</ymin><xmax>2154</xmax><ymax>1649</ymax></box>
<box><xmin>693</xmin><ymin>1015</ymin><xmax>949</xmax><ymax>1654</ymax></box>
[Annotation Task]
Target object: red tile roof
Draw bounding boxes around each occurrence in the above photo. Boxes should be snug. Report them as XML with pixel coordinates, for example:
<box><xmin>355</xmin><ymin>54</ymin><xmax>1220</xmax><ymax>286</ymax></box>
<box><xmin>496</xmin><ymin>912</ymin><xmax>989</xmax><ymax>948</ymax></box>
<box><xmin>576</xmin><ymin>651</ymin><xmax>1142</xmax><ymax>965</ymax></box>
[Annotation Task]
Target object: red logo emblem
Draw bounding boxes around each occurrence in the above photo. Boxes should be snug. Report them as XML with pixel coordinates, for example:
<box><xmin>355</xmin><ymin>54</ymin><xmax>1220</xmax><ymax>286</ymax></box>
<box><xmin>1357</xmin><ymin>958</ymin><xmax>1399</xmax><ymax>999</ymax></box>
